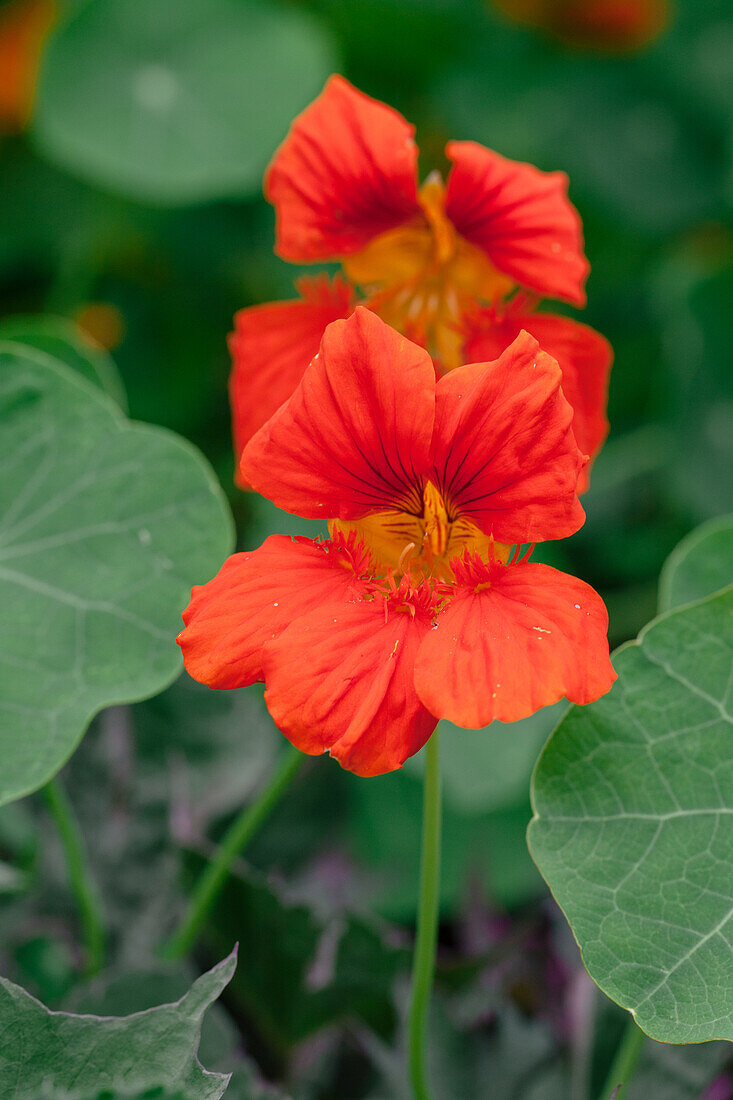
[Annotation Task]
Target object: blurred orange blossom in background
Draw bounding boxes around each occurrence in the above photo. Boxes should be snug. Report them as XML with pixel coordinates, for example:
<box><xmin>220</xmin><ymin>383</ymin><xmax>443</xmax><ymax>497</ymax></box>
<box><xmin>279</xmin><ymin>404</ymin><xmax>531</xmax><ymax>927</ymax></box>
<box><xmin>0</xmin><ymin>0</ymin><xmax>55</xmax><ymax>132</ymax></box>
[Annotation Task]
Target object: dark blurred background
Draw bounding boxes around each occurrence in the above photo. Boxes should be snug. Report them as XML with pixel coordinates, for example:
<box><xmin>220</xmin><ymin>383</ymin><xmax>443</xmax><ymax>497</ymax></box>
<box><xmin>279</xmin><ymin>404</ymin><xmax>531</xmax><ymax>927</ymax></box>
<box><xmin>1</xmin><ymin>0</ymin><xmax>732</xmax><ymax>1095</ymax></box>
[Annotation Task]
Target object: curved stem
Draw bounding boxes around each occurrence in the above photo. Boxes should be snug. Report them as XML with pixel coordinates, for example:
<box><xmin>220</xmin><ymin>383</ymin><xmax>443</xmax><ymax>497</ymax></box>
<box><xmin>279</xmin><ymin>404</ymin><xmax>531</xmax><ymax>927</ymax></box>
<box><xmin>407</xmin><ymin>732</ymin><xmax>442</xmax><ymax>1100</ymax></box>
<box><xmin>599</xmin><ymin>1016</ymin><xmax>645</xmax><ymax>1100</ymax></box>
<box><xmin>43</xmin><ymin>778</ymin><xmax>105</xmax><ymax>976</ymax></box>
<box><xmin>162</xmin><ymin>746</ymin><xmax>304</xmax><ymax>961</ymax></box>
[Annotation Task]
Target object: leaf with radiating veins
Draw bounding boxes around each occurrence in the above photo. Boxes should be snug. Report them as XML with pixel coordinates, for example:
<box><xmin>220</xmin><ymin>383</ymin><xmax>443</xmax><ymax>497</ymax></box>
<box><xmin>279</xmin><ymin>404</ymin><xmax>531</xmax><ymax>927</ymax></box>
<box><xmin>0</xmin><ymin>342</ymin><xmax>233</xmax><ymax>807</ymax></box>
<box><xmin>528</xmin><ymin>584</ymin><xmax>733</xmax><ymax>1043</ymax></box>
<box><xmin>0</xmin><ymin>315</ymin><xmax>127</xmax><ymax>410</ymax></box>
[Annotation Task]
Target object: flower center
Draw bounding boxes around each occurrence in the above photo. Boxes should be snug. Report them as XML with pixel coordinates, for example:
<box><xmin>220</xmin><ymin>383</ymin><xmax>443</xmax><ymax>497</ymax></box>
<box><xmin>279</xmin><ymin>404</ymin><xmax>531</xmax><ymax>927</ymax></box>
<box><xmin>342</xmin><ymin>174</ymin><xmax>514</xmax><ymax>371</ymax></box>
<box><xmin>329</xmin><ymin>480</ymin><xmax>510</xmax><ymax>581</ymax></box>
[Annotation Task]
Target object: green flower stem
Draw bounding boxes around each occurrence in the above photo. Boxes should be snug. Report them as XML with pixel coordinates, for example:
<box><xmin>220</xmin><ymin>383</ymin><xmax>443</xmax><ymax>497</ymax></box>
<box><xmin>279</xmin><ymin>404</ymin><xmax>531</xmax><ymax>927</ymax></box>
<box><xmin>162</xmin><ymin>745</ymin><xmax>304</xmax><ymax>961</ymax></box>
<box><xmin>43</xmin><ymin>777</ymin><xmax>105</xmax><ymax>976</ymax></box>
<box><xmin>407</xmin><ymin>731</ymin><xmax>442</xmax><ymax>1100</ymax></box>
<box><xmin>599</xmin><ymin>1016</ymin><xmax>646</xmax><ymax>1100</ymax></box>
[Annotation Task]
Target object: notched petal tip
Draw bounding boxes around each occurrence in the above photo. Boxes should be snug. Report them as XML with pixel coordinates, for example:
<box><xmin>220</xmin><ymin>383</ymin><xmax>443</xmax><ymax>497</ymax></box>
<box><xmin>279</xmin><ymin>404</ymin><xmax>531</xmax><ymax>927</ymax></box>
<box><xmin>464</xmin><ymin>307</ymin><xmax>612</xmax><ymax>492</ymax></box>
<box><xmin>444</xmin><ymin>140</ymin><xmax>589</xmax><ymax>306</ymax></box>
<box><xmin>264</xmin><ymin>74</ymin><xmax>420</xmax><ymax>263</ymax></box>
<box><xmin>432</xmin><ymin>331</ymin><xmax>587</xmax><ymax>544</ymax></box>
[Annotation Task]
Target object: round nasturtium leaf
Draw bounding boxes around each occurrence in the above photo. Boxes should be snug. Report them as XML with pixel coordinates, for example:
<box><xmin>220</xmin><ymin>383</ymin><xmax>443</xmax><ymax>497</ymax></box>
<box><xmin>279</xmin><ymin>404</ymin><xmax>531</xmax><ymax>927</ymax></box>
<box><xmin>0</xmin><ymin>342</ymin><xmax>233</xmax><ymax>807</ymax></box>
<box><xmin>0</xmin><ymin>315</ymin><xmax>127</xmax><ymax>410</ymax></box>
<box><xmin>32</xmin><ymin>0</ymin><xmax>336</xmax><ymax>205</ymax></box>
<box><xmin>528</xmin><ymin>584</ymin><xmax>733</xmax><ymax>1043</ymax></box>
<box><xmin>658</xmin><ymin>514</ymin><xmax>733</xmax><ymax>613</ymax></box>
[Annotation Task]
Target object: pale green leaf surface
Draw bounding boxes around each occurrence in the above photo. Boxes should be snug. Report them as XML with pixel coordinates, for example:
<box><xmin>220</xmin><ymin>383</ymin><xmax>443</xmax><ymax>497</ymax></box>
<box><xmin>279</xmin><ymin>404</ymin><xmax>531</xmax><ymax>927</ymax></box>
<box><xmin>529</xmin><ymin>586</ymin><xmax>733</xmax><ymax>1043</ymax></box>
<box><xmin>0</xmin><ymin>344</ymin><xmax>233</xmax><ymax>806</ymax></box>
<box><xmin>33</xmin><ymin>0</ymin><xmax>336</xmax><ymax>204</ymax></box>
<box><xmin>658</xmin><ymin>514</ymin><xmax>733</xmax><ymax>612</ymax></box>
<box><xmin>0</xmin><ymin>951</ymin><xmax>236</xmax><ymax>1099</ymax></box>
<box><xmin>0</xmin><ymin>316</ymin><xmax>127</xmax><ymax>410</ymax></box>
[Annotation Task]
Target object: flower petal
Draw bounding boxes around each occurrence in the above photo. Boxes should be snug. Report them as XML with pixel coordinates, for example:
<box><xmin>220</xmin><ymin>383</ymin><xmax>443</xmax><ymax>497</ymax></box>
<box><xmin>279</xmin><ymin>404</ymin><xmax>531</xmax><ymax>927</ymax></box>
<box><xmin>228</xmin><ymin>275</ymin><xmax>354</xmax><ymax>487</ymax></box>
<box><xmin>414</xmin><ymin>557</ymin><xmax>616</xmax><ymax>727</ymax></box>
<box><xmin>0</xmin><ymin>0</ymin><xmax>55</xmax><ymax>133</ymax></box>
<box><xmin>431</xmin><ymin>330</ymin><xmax>586</xmax><ymax>543</ymax></box>
<box><xmin>265</xmin><ymin>74</ymin><xmax>420</xmax><ymax>262</ymax></box>
<box><xmin>178</xmin><ymin>535</ymin><xmax>366</xmax><ymax>689</ymax></box>
<box><xmin>464</xmin><ymin>308</ymin><xmax>612</xmax><ymax>492</ymax></box>
<box><xmin>444</xmin><ymin>141</ymin><xmax>589</xmax><ymax>306</ymax></box>
<box><xmin>241</xmin><ymin>307</ymin><xmax>435</xmax><ymax>520</ymax></box>
<box><xmin>263</xmin><ymin>590</ymin><xmax>437</xmax><ymax>777</ymax></box>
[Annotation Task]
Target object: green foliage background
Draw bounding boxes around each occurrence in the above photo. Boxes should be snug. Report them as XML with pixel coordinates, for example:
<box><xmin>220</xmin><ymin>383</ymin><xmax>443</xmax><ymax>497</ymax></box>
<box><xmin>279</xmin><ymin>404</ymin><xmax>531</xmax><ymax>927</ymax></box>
<box><xmin>0</xmin><ymin>0</ymin><xmax>731</xmax><ymax>1095</ymax></box>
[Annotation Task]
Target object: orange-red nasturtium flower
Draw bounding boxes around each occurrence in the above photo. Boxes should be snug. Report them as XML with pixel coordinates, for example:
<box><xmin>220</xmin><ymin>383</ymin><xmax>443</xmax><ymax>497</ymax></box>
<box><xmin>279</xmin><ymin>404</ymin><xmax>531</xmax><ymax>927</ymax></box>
<box><xmin>181</xmin><ymin>309</ymin><xmax>616</xmax><ymax>778</ymax></box>
<box><xmin>229</xmin><ymin>75</ymin><xmax>612</xmax><ymax>493</ymax></box>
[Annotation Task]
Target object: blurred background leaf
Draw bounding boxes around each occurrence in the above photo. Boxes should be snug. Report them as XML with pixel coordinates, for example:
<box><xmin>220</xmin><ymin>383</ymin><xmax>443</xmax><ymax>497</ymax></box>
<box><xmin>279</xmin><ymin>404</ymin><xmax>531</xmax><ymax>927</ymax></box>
<box><xmin>409</xmin><ymin>704</ymin><xmax>566</xmax><ymax>816</ymax></box>
<box><xmin>659</xmin><ymin>514</ymin><xmax>733</xmax><ymax>611</ymax></box>
<box><xmin>33</xmin><ymin>0</ymin><xmax>337</xmax><ymax>205</ymax></box>
<box><xmin>0</xmin><ymin>312</ymin><xmax>127</xmax><ymax>406</ymax></box>
<box><xmin>183</xmin><ymin>849</ymin><xmax>408</xmax><ymax>1054</ymax></box>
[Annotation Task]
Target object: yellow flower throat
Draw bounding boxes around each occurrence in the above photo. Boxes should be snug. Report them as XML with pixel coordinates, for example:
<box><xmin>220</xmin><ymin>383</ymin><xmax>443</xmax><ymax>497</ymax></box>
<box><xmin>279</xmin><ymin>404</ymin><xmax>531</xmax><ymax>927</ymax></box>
<box><xmin>343</xmin><ymin>175</ymin><xmax>513</xmax><ymax>371</ymax></box>
<box><xmin>330</xmin><ymin>481</ymin><xmax>510</xmax><ymax>581</ymax></box>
